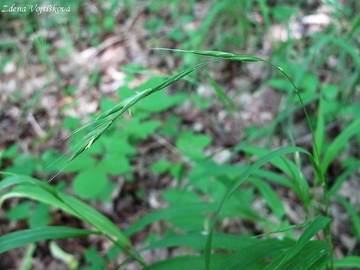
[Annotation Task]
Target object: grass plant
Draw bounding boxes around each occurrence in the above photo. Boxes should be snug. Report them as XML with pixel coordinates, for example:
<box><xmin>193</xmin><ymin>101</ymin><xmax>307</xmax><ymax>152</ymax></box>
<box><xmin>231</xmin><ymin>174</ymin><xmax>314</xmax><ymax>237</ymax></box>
<box><xmin>1</xmin><ymin>49</ymin><xmax>360</xmax><ymax>269</ymax></box>
<box><xmin>1</xmin><ymin>1</ymin><xmax>360</xmax><ymax>269</ymax></box>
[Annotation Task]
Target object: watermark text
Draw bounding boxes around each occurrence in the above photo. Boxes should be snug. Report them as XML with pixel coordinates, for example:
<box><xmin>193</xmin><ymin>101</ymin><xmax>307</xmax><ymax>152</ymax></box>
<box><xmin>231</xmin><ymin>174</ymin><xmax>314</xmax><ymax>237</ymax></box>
<box><xmin>2</xmin><ymin>4</ymin><xmax>71</xmax><ymax>15</ymax></box>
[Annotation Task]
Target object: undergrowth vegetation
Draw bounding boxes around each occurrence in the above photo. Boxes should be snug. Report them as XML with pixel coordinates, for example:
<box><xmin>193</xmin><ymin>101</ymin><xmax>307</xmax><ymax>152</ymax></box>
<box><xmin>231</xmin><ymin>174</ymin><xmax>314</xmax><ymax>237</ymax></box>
<box><xmin>1</xmin><ymin>0</ymin><xmax>360</xmax><ymax>269</ymax></box>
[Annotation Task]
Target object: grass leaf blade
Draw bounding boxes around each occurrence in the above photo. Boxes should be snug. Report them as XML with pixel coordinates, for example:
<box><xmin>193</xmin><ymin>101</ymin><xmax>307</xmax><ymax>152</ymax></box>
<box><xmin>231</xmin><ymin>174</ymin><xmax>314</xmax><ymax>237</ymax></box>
<box><xmin>0</xmin><ymin>226</ymin><xmax>98</xmax><ymax>254</ymax></box>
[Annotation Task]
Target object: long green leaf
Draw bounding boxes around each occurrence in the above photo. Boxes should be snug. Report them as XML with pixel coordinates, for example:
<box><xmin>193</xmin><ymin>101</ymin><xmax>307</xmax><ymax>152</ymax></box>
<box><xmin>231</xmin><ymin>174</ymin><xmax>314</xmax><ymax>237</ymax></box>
<box><xmin>251</xmin><ymin>178</ymin><xmax>286</xmax><ymax>223</ymax></box>
<box><xmin>142</xmin><ymin>233</ymin><xmax>257</xmax><ymax>251</ymax></box>
<box><xmin>314</xmin><ymin>98</ymin><xmax>325</xmax><ymax>162</ymax></box>
<box><xmin>0</xmin><ymin>226</ymin><xmax>98</xmax><ymax>254</ymax></box>
<box><xmin>328</xmin><ymin>160</ymin><xmax>360</xmax><ymax>198</ymax></box>
<box><xmin>235</xmin><ymin>145</ymin><xmax>303</xmax><ymax>180</ymax></box>
<box><xmin>308</xmin><ymin>252</ymin><xmax>332</xmax><ymax>270</ymax></box>
<box><xmin>58</xmin><ymin>192</ymin><xmax>132</xmax><ymax>245</ymax></box>
<box><xmin>205</xmin><ymin>146</ymin><xmax>312</xmax><ymax>269</ymax></box>
<box><xmin>319</xmin><ymin>35</ymin><xmax>360</xmax><ymax>67</ymax></box>
<box><xmin>0</xmin><ymin>172</ymin><xmax>58</xmax><ymax>198</ymax></box>
<box><xmin>1</xmin><ymin>185</ymin><xmax>76</xmax><ymax>216</ymax></box>
<box><xmin>253</xmin><ymin>169</ymin><xmax>296</xmax><ymax>190</ymax></box>
<box><xmin>334</xmin><ymin>256</ymin><xmax>360</xmax><ymax>268</ymax></box>
<box><xmin>322</xmin><ymin>117</ymin><xmax>360</xmax><ymax>173</ymax></box>
<box><xmin>271</xmin><ymin>215</ymin><xmax>331</xmax><ymax>269</ymax></box>
<box><xmin>125</xmin><ymin>202</ymin><xmax>218</xmax><ymax>237</ymax></box>
<box><xmin>216</xmin><ymin>238</ymin><xmax>295</xmax><ymax>270</ymax></box>
<box><xmin>0</xmin><ymin>174</ymin><xmax>145</xmax><ymax>265</ymax></box>
<box><xmin>0</xmin><ymin>175</ymin><xmax>25</xmax><ymax>190</ymax></box>
<box><xmin>264</xmin><ymin>241</ymin><xmax>330</xmax><ymax>270</ymax></box>
<box><xmin>144</xmin><ymin>254</ymin><xmax>230</xmax><ymax>270</ymax></box>
<box><xmin>335</xmin><ymin>196</ymin><xmax>360</xmax><ymax>240</ymax></box>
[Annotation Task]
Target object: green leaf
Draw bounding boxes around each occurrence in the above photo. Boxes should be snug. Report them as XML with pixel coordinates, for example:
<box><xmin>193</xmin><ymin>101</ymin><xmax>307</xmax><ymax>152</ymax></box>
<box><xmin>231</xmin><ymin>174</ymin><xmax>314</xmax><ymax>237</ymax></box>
<box><xmin>322</xmin><ymin>117</ymin><xmax>360</xmax><ymax>173</ymax></box>
<box><xmin>125</xmin><ymin>202</ymin><xmax>218</xmax><ymax>237</ymax></box>
<box><xmin>251</xmin><ymin>178</ymin><xmax>286</xmax><ymax>222</ymax></box>
<box><xmin>143</xmin><ymin>233</ymin><xmax>256</xmax><ymax>251</ymax></box>
<box><xmin>29</xmin><ymin>203</ymin><xmax>51</xmax><ymax>228</ymax></box>
<box><xmin>0</xmin><ymin>173</ymin><xmax>143</xmax><ymax>265</ymax></box>
<box><xmin>124</xmin><ymin>119</ymin><xmax>162</xmax><ymax>141</ymax></box>
<box><xmin>72</xmin><ymin>167</ymin><xmax>109</xmax><ymax>199</ymax></box>
<box><xmin>328</xmin><ymin>160</ymin><xmax>360</xmax><ymax>197</ymax></box>
<box><xmin>5</xmin><ymin>154</ymin><xmax>37</xmax><ymax>175</ymax></box>
<box><xmin>63</xmin><ymin>116</ymin><xmax>81</xmax><ymax>130</ymax></box>
<box><xmin>264</xmin><ymin>241</ymin><xmax>331</xmax><ymax>270</ymax></box>
<box><xmin>100</xmin><ymin>154</ymin><xmax>131</xmax><ymax>175</ymax></box>
<box><xmin>176</xmin><ymin>131</ymin><xmax>212</xmax><ymax>159</ymax></box>
<box><xmin>41</xmin><ymin>149</ymin><xmax>64</xmax><ymax>173</ymax></box>
<box><xmin>162</xmin><ymin>189</ymin><xmax>200</xmax><ymax>205</ymax></box>
<box><xmin>168</xmin><ymin>213</ymin><xmax>206</xmax><ymax>232</ymax></box>
<box><xmin>63</xmin><ymin>155</ymin><xmax>96</xmax><ymax>172</ymax></box>
<box><xmin>204</xmin><ymin>146</ymin><xmax>315</xmax><ymax>269</ymax></box>
<box><xmin>0</xmin><ymin>173</ymin><xmax>61</xmax><ymax>200</ymax></box>
<box><xmin>92</xmin><ymin>180</ymin><xmax>116</xmax><ymax>202</ymax></box>
<box><xmin>139</xmin><ymin>90</ymin><xmax>186</xmax><ymax>113</ymax></box>
<box><xmin>159</xmin><ymin>115</ymin><xmax>181</xmax><ymax>136</ymax></box>
<box><xmin>145</xmin><ymin>254</ymin><xmax>230</xmax><ymax>270</ymax></box>
<box><xmin>0</xmin><ymin>226</ymin><xmax>98</xmax><ymax>254</ymax></box>
<box><xmin>137</xmin><ymin>77</ymin><xmax>165</xmax><ymax>92</ymax></box>
<box><xmin>5</xmin><ymin>201</ymin><xmax>31</xmax><ymax>221</ymax></box>
<box><xmin>272</xmin><ymin>5</ymin><xmax>299</xmax><ymax>21</ymax></box>
<box><xmin>271</xmin><ymin>216</ymin><xmax>331</xmax><ymax>269</ymax></box>
<box><xmin>308</xmin><ymin>251</ymin><xmax>331</xmax><ymax>270</ymax></box>
<box><xmin>56</xmin><ymin>192</ymin><xmax>139</xmax><ymax>257</ymax></box>
<box><xmin>2</xmin><ymin>143</ymin><xmax>19</xmax><ymax>159</ymax></box>
<box><xmin>267</xmin><ymin>78</ymin><xmax>292</xmax><ymax>91</ymax></box>
<box><xmin>298</xmin><ymin>73</ymin><xmax>320</xmax><ymax>94</ymax></box>
<box><xmin>82</xmin><ymin>246</ymin><xmax>107</xmax><ymax>270</ymax></box>
<box><xmin>1</xmin><ymin>185</ymin><xmax>77</xmax><ymax>217</ymax></box>
<box><xmin>235</xmin><ymin>145</ymin><xmax>311</xmax><ymax>205</ymax></box>
<box><xmin>150</xmin><ymin>159</ymin><xmax>171</xmax><ymax>173</ymax></box>
<box><xmin>315</xmin><ymin>97</ymin><xmax>325</xmax><ymax>162</ymax></box>
<box><xmin>334</xmin><ymin>256</ymin><xmax>360</xmax><ymax>268</ymax></box>
<box><xmin>135</xmin><ymin>120</ymin><xmax>162</xmax><ymax>139</ymax></box>
<box><xmin>321</xmin><ymin>84</ymin><xmax>338</xmax><ymax>100</ymax></box>
<box><xmin>317</xmin><ymin>35</ymin><xmax>360</xmax><ymax>68</ymax></box>
<box><xmin>103</xmin><ymin>16</ymin><xmax>114</xmax><ymax>31</ymax></box>
<box><xmin>335</xmin><ymin>196</ymin><xmax>360</xmax><ymax>240</ymax></box>
<box><xmin>214</xmin><ymin>183</ymin><xmax>260</xmax><ymax>222</ymax></box>
<box><xmin>216</xmin><ymin>238</ymin><xmax>295</xmax><ymax>270</ymax></box>
<box><xmin>253</xmin><ymin>169</ymin><xmax>297</xmax><ymax>193</ymax></box>
<box><xmin>104</xmin><ymin>134</ymin><xmax>136</xmax><ymax>156</ymax></box>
